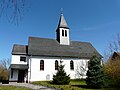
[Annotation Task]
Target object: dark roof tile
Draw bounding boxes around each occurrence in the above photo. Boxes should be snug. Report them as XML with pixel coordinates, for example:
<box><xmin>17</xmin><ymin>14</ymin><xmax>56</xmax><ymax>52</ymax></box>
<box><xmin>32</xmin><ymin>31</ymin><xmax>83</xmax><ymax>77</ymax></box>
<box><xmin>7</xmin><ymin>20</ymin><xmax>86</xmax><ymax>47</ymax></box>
<box><xmin>12</xmin><ymin>37</ymin><xmax>102</xmax><ymax>58</ymax></box>
<box><xmin>27</xmin><ymin>37</ymin><xmax>102</xmax><ymax>58</ymax></box>
<box><xmin>12</xmin><ymin>44</ymin><xmax>27</xmax><ymax>55</ymax></box>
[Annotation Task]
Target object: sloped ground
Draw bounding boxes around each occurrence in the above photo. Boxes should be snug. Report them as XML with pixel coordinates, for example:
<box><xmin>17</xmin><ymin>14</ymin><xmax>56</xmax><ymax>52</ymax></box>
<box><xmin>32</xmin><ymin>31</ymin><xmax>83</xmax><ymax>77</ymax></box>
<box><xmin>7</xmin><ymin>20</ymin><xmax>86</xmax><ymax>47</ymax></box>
<box><xmin>0</xmin><ymin>82</ymin><xmax>57</xmax><ymax>90</ymax></box>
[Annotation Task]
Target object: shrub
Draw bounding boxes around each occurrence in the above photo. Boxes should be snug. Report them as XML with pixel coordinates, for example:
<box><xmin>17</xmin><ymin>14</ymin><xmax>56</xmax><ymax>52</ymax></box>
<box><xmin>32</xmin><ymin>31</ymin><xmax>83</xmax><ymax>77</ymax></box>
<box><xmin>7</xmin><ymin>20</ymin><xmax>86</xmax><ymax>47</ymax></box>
<box><xmin>86</xmin><ymin>55</ymin><xmax>104</xmax><ymax>88</ymax></box>
<box><xmin>104</xmin><ymin>58</ymin><xmax>120</xmax><ymax>87</ymax></box>
<box><xmin>52</xmin><ymin>61</ymin><xmax>70</xmax><ymax>85</ymax></box>
<box><xmin>0</xmin><ymin>66</ymin><xmax>9</xmax><ymax>81</ymax></box>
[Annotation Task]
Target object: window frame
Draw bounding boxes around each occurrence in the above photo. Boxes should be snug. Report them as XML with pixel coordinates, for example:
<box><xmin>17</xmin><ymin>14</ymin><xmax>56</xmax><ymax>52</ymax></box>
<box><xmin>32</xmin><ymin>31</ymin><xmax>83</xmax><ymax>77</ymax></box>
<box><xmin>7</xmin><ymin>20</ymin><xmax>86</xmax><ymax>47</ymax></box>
<box><xmin>55</xmin><ymin>60</ymin><xmax>59</xmax><ymax>70</ymax></box>
<box><xmin>20</xmin><ymin>57</ymin><xmax>26</xmax><ymax>62</ymax></box>
<box><xmin>40</xmin><ymin>60</ymin><xmax>44</xmax><ymax>71</ymax></box>
<box><xmin>70</xmin><ymin>60</ymin><xmax>74</xmax><ymax>70</ymax></box>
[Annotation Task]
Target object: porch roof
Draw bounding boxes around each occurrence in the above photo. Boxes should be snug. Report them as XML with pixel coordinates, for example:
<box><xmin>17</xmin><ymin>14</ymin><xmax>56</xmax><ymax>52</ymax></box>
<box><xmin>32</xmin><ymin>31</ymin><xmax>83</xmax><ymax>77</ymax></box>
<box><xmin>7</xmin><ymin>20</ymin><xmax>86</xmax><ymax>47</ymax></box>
<box><xmin>10</xmin><ymin>64</ymin><xmax>28</xmax><ymax>69</ymax></box>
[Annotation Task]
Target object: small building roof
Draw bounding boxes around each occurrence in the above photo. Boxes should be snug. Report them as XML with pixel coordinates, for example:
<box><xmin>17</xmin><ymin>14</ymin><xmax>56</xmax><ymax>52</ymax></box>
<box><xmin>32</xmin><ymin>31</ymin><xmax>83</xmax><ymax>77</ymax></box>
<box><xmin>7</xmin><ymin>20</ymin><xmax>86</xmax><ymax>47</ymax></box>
<box><xmin>111</xmin><ymin>52</ymin><xmax>120</xmax><ymax>60</ymax></box>
<box><xmin>10</xmin><ymin>64</ymin><xmax>28</xmax><ymax>69</ymax></box>
<box><xmin>116</xmin><ymin>52</ymin><xmax>120</xmax><ymax>56</ymax></box>
<box><xmin>12</xmin><ymin>44</ymin><xmax>28</xmax><ymax>55</ymax></box>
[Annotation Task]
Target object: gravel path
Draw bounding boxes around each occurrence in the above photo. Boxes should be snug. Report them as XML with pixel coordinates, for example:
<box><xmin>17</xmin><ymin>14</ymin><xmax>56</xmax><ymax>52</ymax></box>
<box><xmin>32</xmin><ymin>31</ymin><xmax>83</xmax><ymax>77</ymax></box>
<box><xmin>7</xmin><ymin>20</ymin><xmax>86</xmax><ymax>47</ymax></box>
<box><xmin>1</xmin><ymin>82</ymin><xmax>57</xmax><ymax>90</ymax></box>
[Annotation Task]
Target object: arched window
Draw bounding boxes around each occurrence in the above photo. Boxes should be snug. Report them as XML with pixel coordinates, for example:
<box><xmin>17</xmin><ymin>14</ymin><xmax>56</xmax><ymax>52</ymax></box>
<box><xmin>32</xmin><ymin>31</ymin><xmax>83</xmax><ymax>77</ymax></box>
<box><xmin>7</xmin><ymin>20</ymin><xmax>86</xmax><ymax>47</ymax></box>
<box><xmin>70</xmin><ymin>60</ymin><xmax>74</xmax><ymax>70</ymax></box>
<box><xmin>62</xmin><ymin>30</ymin><xmax>64</xmax><ymax>36</ymax></box>
<box><xmin>65</xmin><ymin>30</ymin><xmax>67</xmax><ymax>37</ymax></box>
<box><xmin>40</xmin><ymin>60</ymin><xmax>44</xmax><ymax>70</ymax></box>
<box><xmin>55</xmin><ymin>60</ymin><xmax>58</xmax><ymax>70</ymax></box>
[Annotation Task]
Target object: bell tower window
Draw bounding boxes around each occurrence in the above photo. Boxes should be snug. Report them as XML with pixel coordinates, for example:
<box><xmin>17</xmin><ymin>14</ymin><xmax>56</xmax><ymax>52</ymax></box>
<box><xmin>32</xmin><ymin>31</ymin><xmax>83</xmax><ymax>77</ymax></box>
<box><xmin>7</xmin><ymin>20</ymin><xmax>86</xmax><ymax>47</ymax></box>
<box><xmin>65</xmin><ymin>30</ymin><xmax>67</xmax><ymax>37</ymax></box>
<box><xmin>62</xmin><ymin>30</ymin><xmax>64</xmax><ymax>36</ymax></box>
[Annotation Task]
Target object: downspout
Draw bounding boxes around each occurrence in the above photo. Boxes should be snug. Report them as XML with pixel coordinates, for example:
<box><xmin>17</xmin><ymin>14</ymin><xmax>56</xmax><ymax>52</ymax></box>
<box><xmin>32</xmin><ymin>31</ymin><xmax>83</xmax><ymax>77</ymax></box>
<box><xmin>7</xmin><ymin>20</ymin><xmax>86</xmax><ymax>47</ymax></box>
<box><xmin>29</xmin><ymin>55</ymin><xmax>32</xmax><ymax>83</ymax></box>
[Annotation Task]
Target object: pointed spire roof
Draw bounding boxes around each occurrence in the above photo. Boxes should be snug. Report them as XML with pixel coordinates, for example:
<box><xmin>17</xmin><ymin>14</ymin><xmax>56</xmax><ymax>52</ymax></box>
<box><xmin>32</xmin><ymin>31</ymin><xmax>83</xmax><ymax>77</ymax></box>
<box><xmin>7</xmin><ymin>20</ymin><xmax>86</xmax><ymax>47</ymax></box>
<box><xmin>58</xmin><ymin>13</ymin><xmax>69</xmax><ymax>28</ymax></box>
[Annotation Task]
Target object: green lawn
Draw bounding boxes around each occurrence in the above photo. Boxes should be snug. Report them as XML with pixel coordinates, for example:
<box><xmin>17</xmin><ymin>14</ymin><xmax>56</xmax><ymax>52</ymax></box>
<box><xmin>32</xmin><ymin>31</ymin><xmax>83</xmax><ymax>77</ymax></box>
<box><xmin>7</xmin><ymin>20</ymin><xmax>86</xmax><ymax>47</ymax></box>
<box><xmin>32</xmin><ymin>79</ymin><xmax>97</xmax><ymax>90</ymax></box>
<box><xmin>0</xmin><ymin>86</ymin><xmax>29</xmax><ymax>90</ymax></box>
<box><xmin>32</xmin><ymin>80</ymin><xmax>81</xmax><ymax>90</ymax></box>
<box><xmin>32</xmin><ymin>79</ymin><xmax>120</xmax><ymax>90</ymax></box>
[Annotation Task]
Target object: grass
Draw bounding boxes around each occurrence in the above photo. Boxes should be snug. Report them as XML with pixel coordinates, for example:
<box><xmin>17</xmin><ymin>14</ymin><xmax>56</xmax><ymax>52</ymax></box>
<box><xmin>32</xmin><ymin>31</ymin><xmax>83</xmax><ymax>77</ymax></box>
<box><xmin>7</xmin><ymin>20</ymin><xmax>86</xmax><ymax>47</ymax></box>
<box><xmin>32</xmin><ymin>79</ymin><xmax>120</xmax><ymax>90</ymax></box>
<box><xmin>0</xmin><ymin>86</ymin><xmax>29</xmax><ymax>90</ymax></box>
<box><xmin>32</xmin><ymin>79</ymin><xmax>82</xmax><ymax>90</ymax></box>
<box><xmin>32</xmin><ymin>79</ymin><xmax>98</xmax><ymax>90</ymax></box>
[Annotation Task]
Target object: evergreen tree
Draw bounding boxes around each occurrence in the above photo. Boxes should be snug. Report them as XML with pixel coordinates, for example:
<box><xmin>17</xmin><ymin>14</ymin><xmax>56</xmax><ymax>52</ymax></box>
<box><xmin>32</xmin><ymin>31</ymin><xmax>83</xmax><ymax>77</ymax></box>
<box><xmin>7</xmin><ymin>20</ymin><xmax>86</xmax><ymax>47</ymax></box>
<box><xmin>52</xmin><ymin>61</ymin><xmax>70</xmax><ymax>85</ymax></box>
<box><xmin>86</xmin><ymin>55</ymin><xmax>104</xmax><ymax>88</ymax></box>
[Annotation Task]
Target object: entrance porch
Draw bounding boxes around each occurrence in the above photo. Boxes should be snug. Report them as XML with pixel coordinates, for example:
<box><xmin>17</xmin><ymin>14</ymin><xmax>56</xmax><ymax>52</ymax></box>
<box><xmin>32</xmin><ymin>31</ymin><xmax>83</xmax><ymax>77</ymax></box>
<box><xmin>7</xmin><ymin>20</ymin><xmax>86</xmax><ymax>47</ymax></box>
<box><xmin>9</xmin><ymin>64</ymin><xmax>28</xmax><ymax>83</ymax></box>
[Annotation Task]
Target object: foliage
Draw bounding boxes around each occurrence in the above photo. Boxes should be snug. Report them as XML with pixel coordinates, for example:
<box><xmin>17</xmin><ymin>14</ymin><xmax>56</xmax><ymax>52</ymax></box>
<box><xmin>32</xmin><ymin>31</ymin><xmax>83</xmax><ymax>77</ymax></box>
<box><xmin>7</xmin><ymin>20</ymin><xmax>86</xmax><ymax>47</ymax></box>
<box><xmin>32</xmin><ymin>79</ymin><xmax>118</xmax><ymax>90</ymax></box>
<box><xmin>32</xmin><ymin>79</ymin><xmax>86</xmax><ymax>90</ymax></box>
<box><xmin>103</xmin><ymin>34</ymin><xmax>120</xmax><ymax>87</ymax></box>
<box><xmin>0</xmin><ymin>67</ymin><xmax>9</xmax><ymax>80</ymax></box>
<box><xmin>104</xmin><ymin>57</ymin><xmax>120</xmax><ymax>87</ymax></box>
<box><xmin>86</xmin><ymin>55</ymin><xmax>104</xmax><ymax>88</ymax></box>
<box><xmin>52</xmin><ymin>61</ymin><xmax>70</xmax><ymax>85</ymax></box>
<box><xmin>0</xmin><ymin>59</ymin><xmax>10</xmax><ymax>81</ymax></box>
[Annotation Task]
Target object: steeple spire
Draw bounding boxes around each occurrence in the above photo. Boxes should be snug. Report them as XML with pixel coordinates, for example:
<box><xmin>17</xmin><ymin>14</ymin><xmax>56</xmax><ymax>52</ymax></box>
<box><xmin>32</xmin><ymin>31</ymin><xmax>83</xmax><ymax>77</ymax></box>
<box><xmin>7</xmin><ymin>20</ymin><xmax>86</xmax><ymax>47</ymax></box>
<box><xmin>56</xmin><ymin>12</ymin><xmax>70</xmax><ymax>45</ymax></box>
<box><xmin>58</xmin><ymin>12</ymin><xmax>69</xmax><ymax>29</ymax></box>
<box><xmin>61</xmin><ymin>8</ymin><xmax>63</xmax><ymax>15</ymax></box>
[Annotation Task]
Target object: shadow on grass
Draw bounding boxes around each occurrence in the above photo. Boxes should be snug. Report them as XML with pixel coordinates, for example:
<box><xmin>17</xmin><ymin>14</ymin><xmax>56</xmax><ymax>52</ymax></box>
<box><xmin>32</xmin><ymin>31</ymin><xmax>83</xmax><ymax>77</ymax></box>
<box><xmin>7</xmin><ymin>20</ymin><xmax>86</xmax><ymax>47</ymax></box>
<box><xmin>72</xmin><ymin>85</ymin><xmax>120</xmax><ymax>90</ymax></box>
<box><xmin>72</xmin><ymin>85</ymin><xmax>101</xmax><ymax>89</ymax></box>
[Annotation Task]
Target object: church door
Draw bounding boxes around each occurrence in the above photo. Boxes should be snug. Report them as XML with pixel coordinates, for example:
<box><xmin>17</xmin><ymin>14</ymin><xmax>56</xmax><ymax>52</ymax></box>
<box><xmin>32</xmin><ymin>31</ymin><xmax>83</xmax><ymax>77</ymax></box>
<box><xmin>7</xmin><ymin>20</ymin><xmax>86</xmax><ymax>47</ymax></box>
<box><xmin>18</xmin><ymin>70</ymin><xmax>25</xmax><ymax>83</ymax></box>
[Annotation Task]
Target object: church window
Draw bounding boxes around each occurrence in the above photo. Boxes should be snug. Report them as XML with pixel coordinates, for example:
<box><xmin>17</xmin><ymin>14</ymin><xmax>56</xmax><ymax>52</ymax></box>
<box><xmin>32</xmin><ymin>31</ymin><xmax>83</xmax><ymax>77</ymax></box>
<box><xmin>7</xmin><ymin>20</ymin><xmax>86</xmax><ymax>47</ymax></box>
<box><xmin>62</xmin><ymin>30</ymin><xmax>64</xmax><ymax>36</ymax></box>
<box><xmin>70</xmin><ymin>60</ymin><xmax>74</xmax><ymax>70</ymax></box>
<box><xmin>40</xmin><ymin>60</ymin><xmax>44</xmax><ymax>70</ymax></box>
<box><xmin>65</xmin><ymin>30</ymin><xmax>67</xmax><ymax>37</ymax></box>
<box><xmin>55</xmin><ymin>60</ymin><xmax>58</xmax><ymax>70</ymax></box>
<box><xmin>20</xmin><ymin>57</ymin><xmax>26</xmax><ymax>62</ymax></box>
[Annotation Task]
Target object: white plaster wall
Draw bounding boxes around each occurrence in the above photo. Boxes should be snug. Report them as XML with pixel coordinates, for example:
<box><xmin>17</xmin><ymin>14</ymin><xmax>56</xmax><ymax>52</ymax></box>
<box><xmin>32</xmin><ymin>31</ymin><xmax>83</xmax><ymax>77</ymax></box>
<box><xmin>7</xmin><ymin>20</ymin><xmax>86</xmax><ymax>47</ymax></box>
<box><xmin>10</xmin><ymin>55</ymin><xmax>89</xmax><ymax>82</ymax></box>
<box><xmin>60</xmin><ymin>58</ymin><xmax>89</xmax><ymax>79</ymax></box>
<box><xmin>29</xmin><ymin>56</ymin><xmax>58</xmax><ymax>81</ymax></box>
<box><xmin>10</xmin><ymin>55</ymin><xmax>29</xmax><ymax>82</ymax></box>
<box><xmin>59</xmin><ymin>28</ymin><xmax>70</xmax><ymax>45</ymax></box>
<box><xmin>11</xmin><ymin>55</ymin><xmax>27</xmax><ymax>64</ymax></box>
<box><xmin>29</xmin><ymin>56</ymin><xmax>89</xmax><ymax>81</ymax></box>
<box><xmin>9</xmin><ymin>69</ymin><xmax>18</xmax><ymax>81</ymax></box>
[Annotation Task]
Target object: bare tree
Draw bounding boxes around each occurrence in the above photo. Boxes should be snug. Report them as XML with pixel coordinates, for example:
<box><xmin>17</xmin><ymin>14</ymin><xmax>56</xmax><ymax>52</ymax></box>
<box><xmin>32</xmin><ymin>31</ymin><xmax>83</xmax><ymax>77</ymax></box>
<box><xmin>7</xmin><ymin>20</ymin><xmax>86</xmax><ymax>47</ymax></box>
<box><xmin>75</xmin><ymin>60</ymin><xmax>88</xmax><ymax>79</ymax></box>
<box><xmin>0</xmin><ymin>0</ymin><xmax>26</xmax><ymax>24</ymax></box>
<box><xmin>0</xmin><ymin>58</ymin><xmax>11</xmax><ymax>69</ymax></box>
<box><xmin>109</xmin><ymin>34</ymin><xmax>120</xmax><ymax>53</ymax></box>
<box><xmin>104</xmin><ymin>34</ymin><xmax>120</xmax><ymax>61</ymax></box>
<box><xmin>102</xmin><ymin>34</ymin><xmax>120</xmax><ymax>86</ymax></box>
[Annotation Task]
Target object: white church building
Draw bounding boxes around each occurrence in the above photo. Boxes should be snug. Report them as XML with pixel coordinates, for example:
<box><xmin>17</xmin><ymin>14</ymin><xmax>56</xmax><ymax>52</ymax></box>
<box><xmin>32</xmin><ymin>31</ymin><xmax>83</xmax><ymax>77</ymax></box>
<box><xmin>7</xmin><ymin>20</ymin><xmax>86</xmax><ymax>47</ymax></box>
<box><xmin>9</xmin><ymin>13</ymin><xmax>102</xmax><ymax>83</ymax></box>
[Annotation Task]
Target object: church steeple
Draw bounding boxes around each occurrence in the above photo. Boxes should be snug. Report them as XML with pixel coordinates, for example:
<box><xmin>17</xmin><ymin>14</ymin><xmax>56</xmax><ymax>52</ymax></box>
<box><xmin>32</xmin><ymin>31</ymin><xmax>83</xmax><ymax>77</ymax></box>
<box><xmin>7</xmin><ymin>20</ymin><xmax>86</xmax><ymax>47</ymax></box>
<box><xmin>58</xmin><ymin>13</ymin><xmax>69</xmax><ymax>29</ymax></box>
<box><xmin>56</xmin><ymin>13</ymin><xmax>70</xmax><ymax>45</ymax></box>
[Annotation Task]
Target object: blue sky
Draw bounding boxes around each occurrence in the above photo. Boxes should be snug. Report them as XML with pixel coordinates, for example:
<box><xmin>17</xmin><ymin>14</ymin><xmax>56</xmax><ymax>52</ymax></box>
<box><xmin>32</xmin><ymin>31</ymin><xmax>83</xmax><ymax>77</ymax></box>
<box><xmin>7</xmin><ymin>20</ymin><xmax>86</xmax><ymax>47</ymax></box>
<box><xmin>0</xmin><ymin>0</ymin><xmax>120</xmax><ymax>60</ymax></box>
